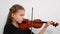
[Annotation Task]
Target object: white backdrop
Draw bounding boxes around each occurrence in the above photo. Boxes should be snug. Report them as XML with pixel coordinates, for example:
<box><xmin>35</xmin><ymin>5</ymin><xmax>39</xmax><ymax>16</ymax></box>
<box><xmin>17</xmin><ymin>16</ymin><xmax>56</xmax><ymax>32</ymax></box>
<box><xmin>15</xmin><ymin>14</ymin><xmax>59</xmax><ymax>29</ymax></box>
<box><xmin>0</xmin><ymin>0</ymin><xmax>60</xmax><ymax>34</ymax></box>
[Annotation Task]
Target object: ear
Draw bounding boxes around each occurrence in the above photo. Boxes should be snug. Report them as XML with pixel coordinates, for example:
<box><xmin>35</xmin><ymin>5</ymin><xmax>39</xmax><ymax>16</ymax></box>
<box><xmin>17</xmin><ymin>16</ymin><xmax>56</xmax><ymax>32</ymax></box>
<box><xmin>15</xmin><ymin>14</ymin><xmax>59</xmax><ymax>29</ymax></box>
<box><xmin>11</xmin><ymin>13</ymin><xmax>15</xmax><ymax>18</ymax></box>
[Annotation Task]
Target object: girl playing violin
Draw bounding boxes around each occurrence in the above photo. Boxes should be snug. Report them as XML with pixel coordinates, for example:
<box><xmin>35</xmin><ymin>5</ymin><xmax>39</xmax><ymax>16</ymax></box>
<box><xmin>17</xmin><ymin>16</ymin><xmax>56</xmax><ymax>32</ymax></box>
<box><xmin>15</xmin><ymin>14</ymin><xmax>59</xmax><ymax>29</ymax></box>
<box><xmin>3</xmin><ymin>4</ymin><xmax>53</xmax><ymax>34</ymax></box>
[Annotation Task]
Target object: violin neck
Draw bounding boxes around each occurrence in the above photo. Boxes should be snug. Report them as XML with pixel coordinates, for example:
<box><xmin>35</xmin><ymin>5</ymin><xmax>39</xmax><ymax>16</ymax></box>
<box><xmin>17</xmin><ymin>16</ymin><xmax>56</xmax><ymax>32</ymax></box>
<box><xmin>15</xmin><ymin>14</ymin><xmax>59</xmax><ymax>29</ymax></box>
<box><xmin>42</xmin><ymin>21</ymin><xmax>47</xmax><ymax>23</ymax></box>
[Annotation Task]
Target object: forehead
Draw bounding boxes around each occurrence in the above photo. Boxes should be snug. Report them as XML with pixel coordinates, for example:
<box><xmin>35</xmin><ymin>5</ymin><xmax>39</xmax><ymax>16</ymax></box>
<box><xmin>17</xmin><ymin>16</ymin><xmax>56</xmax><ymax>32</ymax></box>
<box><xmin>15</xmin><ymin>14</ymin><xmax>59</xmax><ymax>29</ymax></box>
<box><xmin>15</xmin><ymin>9</ymin><xmax>25</xmax><ymax>14</ymax></box>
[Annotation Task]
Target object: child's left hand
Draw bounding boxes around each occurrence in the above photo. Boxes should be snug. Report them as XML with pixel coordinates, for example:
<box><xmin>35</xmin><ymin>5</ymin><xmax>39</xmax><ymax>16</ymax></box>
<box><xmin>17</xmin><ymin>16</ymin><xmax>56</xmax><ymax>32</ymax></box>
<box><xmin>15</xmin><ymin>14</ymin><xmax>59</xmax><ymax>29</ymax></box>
<box><xmin>44</xmin><ymin>21</ymin><xmax>52</xmax><ymax>28</ymax></box>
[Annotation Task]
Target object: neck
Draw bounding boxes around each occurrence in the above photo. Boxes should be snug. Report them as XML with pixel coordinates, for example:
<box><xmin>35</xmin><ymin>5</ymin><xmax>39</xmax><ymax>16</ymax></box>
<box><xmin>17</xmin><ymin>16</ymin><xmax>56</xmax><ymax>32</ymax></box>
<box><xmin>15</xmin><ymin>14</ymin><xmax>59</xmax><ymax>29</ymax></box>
<box><xmin>12</xmin><ymin>20</ymin><xmax>19</xmax><ymax>28</ymax></box>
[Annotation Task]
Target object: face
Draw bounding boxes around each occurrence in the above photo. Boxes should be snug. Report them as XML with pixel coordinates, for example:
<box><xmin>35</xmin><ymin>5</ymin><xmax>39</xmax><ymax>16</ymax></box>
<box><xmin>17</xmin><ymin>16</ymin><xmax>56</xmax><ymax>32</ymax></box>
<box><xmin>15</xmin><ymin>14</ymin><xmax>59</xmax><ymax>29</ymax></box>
<box><xmin>11</xmin><ymin>9</ymin><xmax>25</xmax><ymax>23</ymax></box>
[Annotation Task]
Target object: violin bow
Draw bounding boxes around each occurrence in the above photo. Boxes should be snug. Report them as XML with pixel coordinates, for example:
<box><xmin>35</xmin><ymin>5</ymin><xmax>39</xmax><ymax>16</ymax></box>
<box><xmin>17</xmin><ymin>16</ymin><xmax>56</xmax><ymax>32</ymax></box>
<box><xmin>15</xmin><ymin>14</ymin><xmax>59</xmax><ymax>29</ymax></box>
<box><xmin>30</xmin><ymin>7</ymin><xmax>33</xmax><ymax>34</ymax></box>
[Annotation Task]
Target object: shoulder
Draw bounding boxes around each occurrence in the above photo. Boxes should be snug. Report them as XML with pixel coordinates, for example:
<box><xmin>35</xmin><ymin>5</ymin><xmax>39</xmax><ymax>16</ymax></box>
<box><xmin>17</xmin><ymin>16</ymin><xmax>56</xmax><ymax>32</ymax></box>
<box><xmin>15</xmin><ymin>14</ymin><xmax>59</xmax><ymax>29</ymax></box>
<box><xmin>3</xmin><ymin>23</ymin><xmax>13</xmax><ymax>34</ymax></box>
<box><xmin>4</xmin><ymin>23</ymin><xmax>14</xmax><ymax>31</ymax></box>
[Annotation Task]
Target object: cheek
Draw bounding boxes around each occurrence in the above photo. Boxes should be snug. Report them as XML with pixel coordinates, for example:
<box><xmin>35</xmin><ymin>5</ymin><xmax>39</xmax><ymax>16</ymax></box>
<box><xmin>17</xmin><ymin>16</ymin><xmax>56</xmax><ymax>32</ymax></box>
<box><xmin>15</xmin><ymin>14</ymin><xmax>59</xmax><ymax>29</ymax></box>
<box><xmin>14</xmin><ymin>15</ymin><xmax>23</xmax><ymax>22</ymax></box>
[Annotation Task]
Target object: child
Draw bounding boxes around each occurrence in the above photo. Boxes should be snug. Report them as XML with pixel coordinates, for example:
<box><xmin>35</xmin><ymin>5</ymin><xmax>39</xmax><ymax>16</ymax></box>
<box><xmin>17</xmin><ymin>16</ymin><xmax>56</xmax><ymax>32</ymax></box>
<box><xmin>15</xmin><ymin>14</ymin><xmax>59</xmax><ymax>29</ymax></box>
<box><xmin>3</xmin><ymin>4</ymin><xmax>52</xmax><ymax>34</ymax></box>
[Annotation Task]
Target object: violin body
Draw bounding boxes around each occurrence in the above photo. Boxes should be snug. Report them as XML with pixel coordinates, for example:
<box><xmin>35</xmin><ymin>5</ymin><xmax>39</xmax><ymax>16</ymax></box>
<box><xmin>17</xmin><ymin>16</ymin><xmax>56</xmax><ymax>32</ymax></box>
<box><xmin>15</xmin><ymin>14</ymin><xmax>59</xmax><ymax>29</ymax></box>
<box><xmin>18</xmin><ymin>19</ymin><xmax>58</xmax><ymax>30</ymax></box>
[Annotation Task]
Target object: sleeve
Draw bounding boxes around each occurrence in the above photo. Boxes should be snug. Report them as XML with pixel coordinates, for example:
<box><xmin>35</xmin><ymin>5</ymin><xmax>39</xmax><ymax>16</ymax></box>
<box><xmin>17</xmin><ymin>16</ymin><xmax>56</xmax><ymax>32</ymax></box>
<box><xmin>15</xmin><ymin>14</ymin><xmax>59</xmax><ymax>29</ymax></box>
<box><xmin>32</xmin><ymin>32</ymin><xmax>35</xmax><ymax>34</ymax></box>
<box><xmin>27</xmin><ymin>29</ymin><xmax>35</xmax><ymax>34</ymax></box>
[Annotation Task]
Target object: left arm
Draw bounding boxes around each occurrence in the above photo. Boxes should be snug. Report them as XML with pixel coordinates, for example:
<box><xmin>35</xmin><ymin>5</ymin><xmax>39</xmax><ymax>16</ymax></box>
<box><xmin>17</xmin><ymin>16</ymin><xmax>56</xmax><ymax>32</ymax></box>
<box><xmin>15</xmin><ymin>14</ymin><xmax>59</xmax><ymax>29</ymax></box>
<box><xmin>38</xmin><ymin>21</ymin><xmax>52</xmax><ymax>34</ymax></box>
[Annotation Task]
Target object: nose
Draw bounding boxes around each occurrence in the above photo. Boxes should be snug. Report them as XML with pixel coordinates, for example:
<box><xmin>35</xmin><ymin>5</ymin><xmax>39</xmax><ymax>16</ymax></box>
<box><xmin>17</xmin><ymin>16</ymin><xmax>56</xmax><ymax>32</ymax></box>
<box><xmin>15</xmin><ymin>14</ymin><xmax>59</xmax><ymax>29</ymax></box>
<box><xmin>21</xmin><ymin>17</ymin><xmax>24</xmax><ymax>21</ymax></box>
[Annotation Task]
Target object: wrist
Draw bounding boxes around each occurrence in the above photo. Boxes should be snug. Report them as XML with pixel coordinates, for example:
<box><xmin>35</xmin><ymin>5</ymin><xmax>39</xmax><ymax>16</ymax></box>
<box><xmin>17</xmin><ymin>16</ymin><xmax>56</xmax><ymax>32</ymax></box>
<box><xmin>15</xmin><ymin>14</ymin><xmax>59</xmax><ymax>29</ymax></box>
<box><xmin>44</xmin><ymin>25</ymin><xmax>48</xmax><ymax>29</ymax></box>
<box><xmin>43</xmin><ymin>27</ymin><xmax>47</xmax><ymax>29</ymax></box>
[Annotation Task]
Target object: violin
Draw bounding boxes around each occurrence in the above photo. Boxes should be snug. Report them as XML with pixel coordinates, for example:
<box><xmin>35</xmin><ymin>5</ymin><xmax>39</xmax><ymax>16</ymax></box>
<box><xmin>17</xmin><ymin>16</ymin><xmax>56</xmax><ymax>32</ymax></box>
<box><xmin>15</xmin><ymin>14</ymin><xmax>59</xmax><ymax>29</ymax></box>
<box><xmin>18</xmin><ymin>8</ymin><xmax>59</xmax><ymax>31</ymax></box>
<box><xmin>18</xmin><ymin>19</ymin><xmax>58</xmax><ymax>30</ymax></box>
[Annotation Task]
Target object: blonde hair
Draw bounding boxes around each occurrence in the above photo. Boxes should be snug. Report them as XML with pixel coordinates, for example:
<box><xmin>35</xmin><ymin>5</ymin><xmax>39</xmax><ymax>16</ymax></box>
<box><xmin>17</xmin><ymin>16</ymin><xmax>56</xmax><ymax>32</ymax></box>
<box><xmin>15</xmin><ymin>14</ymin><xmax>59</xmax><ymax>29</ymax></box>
<box><xmin>6</xmin><ymin>4</ymin><xmax>25</xmax><ymax>24</ymax></box>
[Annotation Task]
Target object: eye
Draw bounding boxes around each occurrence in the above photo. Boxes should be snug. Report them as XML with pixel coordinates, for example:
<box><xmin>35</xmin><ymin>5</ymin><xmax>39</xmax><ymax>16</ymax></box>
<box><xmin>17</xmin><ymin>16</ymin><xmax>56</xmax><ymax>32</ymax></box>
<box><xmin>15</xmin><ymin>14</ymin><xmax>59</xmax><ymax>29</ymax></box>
<box><xmin>20</xmin><ymin>14</ymin><xmax>24</xmax><ymax>16</ymax></box>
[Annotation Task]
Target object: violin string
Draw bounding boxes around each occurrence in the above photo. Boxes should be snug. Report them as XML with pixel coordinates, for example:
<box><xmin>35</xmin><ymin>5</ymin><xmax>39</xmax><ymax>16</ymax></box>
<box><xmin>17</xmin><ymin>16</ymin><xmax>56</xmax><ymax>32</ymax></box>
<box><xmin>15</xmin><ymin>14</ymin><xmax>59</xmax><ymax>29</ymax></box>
<box><xmin>31</xmin><ymin>7</ymin><xmax>33</xmax><ymax>34</ymax></box>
